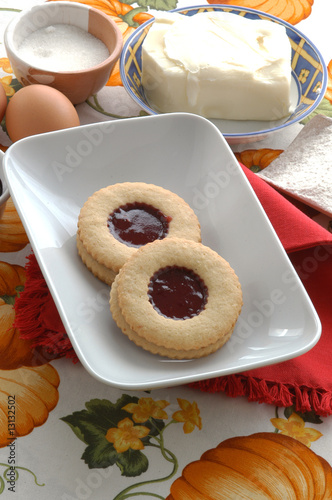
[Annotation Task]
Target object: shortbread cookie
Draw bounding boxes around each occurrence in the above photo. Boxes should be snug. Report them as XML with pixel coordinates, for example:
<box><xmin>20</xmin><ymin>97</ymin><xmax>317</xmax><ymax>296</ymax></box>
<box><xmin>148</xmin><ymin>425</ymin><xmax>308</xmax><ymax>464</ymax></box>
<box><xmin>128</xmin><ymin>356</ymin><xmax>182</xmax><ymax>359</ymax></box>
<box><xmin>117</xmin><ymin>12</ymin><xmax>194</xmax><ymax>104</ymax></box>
<box><xmin>110</xmin><ymin>276</ymin><xmax>234</xmax><ymax>358</ymax></box>
<box><xmin>77</xmin><ymin>182</ymin><xmax>201</xmax><ymax>284</ymax></box>
<box><xmin>110</xmin><ymin>237</ymin><xmax>242</xmax><ymax>359</ymax></box>
<box><xmin>76</xmin><ymin>235</ymin><xmax>116</xmax><ymax>286</ymax></box>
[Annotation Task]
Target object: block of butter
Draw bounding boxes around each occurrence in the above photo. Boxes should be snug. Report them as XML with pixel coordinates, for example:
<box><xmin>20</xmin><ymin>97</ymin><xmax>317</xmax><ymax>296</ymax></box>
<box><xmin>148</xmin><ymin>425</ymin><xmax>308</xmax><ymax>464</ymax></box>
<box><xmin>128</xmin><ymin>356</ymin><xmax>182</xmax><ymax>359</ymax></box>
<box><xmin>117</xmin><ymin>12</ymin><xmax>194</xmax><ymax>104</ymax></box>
<box><xmin>141</xmin><ymin>12</ymin><xmax>292</xmax><ymax>121</ymax></box>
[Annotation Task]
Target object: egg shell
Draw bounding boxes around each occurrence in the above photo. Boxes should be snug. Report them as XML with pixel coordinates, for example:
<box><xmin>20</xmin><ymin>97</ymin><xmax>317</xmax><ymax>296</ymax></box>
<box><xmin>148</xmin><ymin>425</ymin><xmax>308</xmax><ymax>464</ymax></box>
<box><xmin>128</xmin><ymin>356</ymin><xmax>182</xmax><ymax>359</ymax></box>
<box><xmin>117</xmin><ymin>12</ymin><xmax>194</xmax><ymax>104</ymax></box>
<box><xmin>0</xmin><ymin>83</ymin><xmax>7</xmax><ymax>122</ymax></box>
<box><xmin>5</xmin><ymin>84</ymin><xmax>80</xmax><ymax>142</ymax></box>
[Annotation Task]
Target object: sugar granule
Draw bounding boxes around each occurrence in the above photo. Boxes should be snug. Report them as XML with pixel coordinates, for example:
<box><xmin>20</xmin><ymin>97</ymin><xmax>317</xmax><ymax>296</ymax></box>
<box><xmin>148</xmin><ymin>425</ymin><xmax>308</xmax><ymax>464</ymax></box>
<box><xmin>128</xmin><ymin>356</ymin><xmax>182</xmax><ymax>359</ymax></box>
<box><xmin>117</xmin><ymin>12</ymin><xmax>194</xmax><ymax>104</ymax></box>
<box><xmin>18</xmin><ymin>23</ymin><xmax>110</xmax><ymax>71</ymax></box>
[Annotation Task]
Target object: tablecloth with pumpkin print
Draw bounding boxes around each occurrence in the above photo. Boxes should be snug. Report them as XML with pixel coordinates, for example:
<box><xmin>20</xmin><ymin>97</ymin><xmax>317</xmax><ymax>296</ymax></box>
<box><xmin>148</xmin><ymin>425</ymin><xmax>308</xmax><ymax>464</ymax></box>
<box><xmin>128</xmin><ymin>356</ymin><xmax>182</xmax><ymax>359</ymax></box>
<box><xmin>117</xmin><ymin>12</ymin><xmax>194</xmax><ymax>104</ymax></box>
<box><xmin>1</xmin><ymin>0</ymin><xmax>332</xmax><ymax>498</ymax></box>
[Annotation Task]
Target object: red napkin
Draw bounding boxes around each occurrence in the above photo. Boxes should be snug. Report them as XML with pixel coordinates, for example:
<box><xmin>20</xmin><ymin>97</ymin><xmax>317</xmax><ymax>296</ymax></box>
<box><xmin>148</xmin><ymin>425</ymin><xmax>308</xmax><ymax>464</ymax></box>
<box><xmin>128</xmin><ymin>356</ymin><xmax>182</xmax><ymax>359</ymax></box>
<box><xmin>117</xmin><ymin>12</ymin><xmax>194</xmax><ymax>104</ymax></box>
<box><xmin>190</xmin><ymin>167</ymin><xmax>332</xmax><ymax>416</ymax></box>
<box><xmin>14</xmin><ymin>165</ymin><xmax>332</xmax><ymax>415</ymax></box>
<box><xmin>14</xmin><ymin>255</ymin><xmax>79</xmax><ymax>363</ymax></box>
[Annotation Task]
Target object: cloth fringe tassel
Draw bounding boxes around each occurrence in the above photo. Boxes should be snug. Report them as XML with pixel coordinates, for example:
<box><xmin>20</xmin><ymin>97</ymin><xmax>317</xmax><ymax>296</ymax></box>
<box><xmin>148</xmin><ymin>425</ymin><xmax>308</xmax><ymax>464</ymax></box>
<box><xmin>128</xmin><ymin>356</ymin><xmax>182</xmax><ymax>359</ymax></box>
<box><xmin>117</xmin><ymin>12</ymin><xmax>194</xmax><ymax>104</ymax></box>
<box><xmin>189</xmin><ymin>376</ymin><xmax>332</xmax><ymax>417</ymax></box>
<box><xmin>14</xmin><ymin>253</ymin><xmax>79</xmax><ymax>363</ymax></box>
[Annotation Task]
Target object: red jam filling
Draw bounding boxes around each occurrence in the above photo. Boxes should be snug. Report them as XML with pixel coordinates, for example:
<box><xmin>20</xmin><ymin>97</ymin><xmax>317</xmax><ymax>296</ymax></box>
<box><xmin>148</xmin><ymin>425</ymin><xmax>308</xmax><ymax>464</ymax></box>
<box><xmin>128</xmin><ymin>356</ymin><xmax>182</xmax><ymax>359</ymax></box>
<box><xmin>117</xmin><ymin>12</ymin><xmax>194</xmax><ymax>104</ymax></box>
<box><xmin>148</xmin><ymin>266</ymin><xmax>208</xmax><ymax>320</ymax></box>
<box><xmin>108</xmin><ymin>202</ymin><xmax>171</xmax><ymax>248</ymax></box>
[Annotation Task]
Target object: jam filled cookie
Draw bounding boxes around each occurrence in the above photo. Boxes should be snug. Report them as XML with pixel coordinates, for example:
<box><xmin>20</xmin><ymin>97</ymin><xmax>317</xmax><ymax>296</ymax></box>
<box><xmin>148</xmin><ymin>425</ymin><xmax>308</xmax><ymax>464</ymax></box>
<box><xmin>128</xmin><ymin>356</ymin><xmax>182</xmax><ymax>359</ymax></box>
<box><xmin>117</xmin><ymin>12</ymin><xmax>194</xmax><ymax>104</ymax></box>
<box><xmin>76</xmin><ymin>235</ymin><xmax>116</xmax><ymax>285</ymax></box>
<box><xmin>77</xmin><ymin>182</ymin><xmax>201</xmax><ymax>284</ymax></box>
<box><xmin>110</xmin><ymin>237</ymin><xmax>243</xmax><ymax>359</ymax></box>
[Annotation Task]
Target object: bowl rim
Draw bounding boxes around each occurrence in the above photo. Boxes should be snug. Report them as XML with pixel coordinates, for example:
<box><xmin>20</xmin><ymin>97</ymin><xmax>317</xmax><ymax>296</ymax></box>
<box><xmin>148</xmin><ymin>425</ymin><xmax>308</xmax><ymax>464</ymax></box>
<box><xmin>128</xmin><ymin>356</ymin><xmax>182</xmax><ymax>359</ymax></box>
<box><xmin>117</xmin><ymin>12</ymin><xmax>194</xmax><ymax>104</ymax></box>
<box><xmin>4</xmin><ymin>1</ymin><xmax>123</xmax><ymax>76</ymax></box>
<box><xmin>120</xmin><ymin>4</ymin><xmax>328</xmax><ymax>139</ymax></box>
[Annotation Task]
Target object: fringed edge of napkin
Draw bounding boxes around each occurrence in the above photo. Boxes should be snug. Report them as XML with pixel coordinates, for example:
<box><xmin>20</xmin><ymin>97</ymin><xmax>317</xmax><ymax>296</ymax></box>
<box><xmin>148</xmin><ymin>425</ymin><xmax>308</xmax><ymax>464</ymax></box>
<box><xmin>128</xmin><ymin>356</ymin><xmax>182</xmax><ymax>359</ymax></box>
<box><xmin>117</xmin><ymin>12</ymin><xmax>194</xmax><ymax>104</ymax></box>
<box><xmin>14</xmin><ymin>254</ymin><xmax>332</xmax><ymax>417</ymax></box>
<box><xmin>14</xmin><ymin>253</ymin><xmax>79</xmax><ymax>363</ymax></box>
<box><xmin>189</xmin><ymin>376</ymin><xmax>332</xmax><ymax>417</ymax></box>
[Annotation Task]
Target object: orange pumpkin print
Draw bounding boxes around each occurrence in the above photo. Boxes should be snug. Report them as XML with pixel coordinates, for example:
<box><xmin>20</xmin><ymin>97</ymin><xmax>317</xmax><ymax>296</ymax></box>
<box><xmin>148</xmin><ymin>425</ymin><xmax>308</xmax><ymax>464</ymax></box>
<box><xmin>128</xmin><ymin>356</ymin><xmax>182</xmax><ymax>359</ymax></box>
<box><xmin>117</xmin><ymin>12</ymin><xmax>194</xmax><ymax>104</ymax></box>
<box><xmin>48</xmin><ymin>0</ymin><xmax>153</xmax><ymax>86</ymax></box>
<box><xmin>0</xmin><ymin>262</ymin><xmax>60</xmax><ymax>447</ymax></box>
<box><xmin>0</xmin><ymin>261</ymin><xmax>47</xmax><ymax>369</ymax></box>
<box><xmin>206</xmin><ymin>0</ymin><xmax>314</xmax><ymax>26</ymax></box>
<box><xmin>0</xmin><ymin>198</ymin><xmax>29</xmax><ymax>253</ymax></box>
<box><xmin>235</xmin><ymin>148</ymin><xmax>284</xmax><ymax>171</ymax></box>
<box><xmin>324</xmin><ymin>60</ymin><xmax>332</xmax><ymax>104</ymax></box>
<box><xmin>0</xmin><ymin>364</ymin><xmax>60</xmax><ymax>447</ymax></box>
<box><xmin>167</xmin><ymin>432</ymin><xmax>332</xmax><ymax>499</ymax></box>
<box><xmin>0</xmin><ymin>298</ymin><xmax>47</xmax><ymax>370</ymax></box>
<box><xmin>0</xmin><ymin>74</ymin><xmax>14</xmax><ymax>97</ymax></box>
<box><xmin>0</xmin><ymin>261</ymin><xmax>26</xmax><ymax>296</ymax></box>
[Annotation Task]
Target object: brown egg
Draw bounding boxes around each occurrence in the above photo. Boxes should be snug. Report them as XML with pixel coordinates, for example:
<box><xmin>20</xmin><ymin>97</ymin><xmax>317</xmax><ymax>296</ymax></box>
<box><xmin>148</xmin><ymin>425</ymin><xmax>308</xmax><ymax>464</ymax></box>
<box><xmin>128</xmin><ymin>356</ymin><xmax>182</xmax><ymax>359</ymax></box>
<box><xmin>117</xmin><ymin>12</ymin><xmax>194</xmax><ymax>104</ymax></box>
<box><xmin>0</xmin><ymin>83</ymin><xmax>7</xmax><ymax>122</ymax></box>
<box><xmin>5</xmin><ymin>84</ymin><xmax>80</xmax><ymax>142</ymax></box>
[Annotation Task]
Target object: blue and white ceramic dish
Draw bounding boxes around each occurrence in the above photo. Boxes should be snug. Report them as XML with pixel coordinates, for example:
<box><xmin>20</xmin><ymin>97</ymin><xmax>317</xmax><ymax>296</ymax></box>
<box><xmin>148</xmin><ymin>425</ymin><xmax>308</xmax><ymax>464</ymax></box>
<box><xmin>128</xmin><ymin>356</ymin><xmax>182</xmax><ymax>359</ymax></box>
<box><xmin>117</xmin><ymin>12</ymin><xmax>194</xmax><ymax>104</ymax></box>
<box><xmin>120</xmin><ymin>5</ymin><xmax>327</xmax><ymax>143</ymax></box>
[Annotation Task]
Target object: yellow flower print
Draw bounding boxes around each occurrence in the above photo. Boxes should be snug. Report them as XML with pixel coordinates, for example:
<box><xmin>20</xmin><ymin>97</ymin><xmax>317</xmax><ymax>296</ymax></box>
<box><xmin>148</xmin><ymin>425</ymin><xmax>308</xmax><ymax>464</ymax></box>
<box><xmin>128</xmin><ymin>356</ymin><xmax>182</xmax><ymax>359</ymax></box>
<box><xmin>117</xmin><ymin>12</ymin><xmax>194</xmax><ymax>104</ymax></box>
<box><xmin>105</xmin><ymin>417</ymin><xmax>150</xmax><ymax>453</ymax></box>
<box><xmin>122</xmin><ymin>397</ymin><xmax>169</xmax><ymax>423</ymax></box>
<box><xmin>270</xmin><ymin>412</ymin><xmax>322</xmax><ymax>447</ymax></box>
<box><xmin>0</xmin><ymin>58</ymin><xmax>12</xmax><ymax>74</ymax></box>
<box><xmin>1</xmin><ymin>76</ymin><xmax>15</xmax><ymax>97</ymax></box>
<box><xmin>313</xmin><ymin>81</ymin><xmax>322</xmax><ymax>93</ymax></box>
<box><xmin>298</xmin><ymin>68</ymin><xmax>310</xmax><ymax>84</ymax></box>
<box><xmin>172</xmin><ymin>398</ymin><xmax>202</xmax><ymax>434</ymax></box>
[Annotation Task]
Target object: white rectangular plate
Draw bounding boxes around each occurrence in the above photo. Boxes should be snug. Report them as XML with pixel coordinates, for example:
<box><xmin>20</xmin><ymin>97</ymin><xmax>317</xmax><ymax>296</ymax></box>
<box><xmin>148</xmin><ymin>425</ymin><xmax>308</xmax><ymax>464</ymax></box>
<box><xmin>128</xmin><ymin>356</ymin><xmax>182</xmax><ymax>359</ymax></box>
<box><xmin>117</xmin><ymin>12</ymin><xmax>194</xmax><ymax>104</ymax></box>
<box><xmin>4</xmin><ymin>113</ymin><xmax>321</xmax><ymax>389</ymax></box>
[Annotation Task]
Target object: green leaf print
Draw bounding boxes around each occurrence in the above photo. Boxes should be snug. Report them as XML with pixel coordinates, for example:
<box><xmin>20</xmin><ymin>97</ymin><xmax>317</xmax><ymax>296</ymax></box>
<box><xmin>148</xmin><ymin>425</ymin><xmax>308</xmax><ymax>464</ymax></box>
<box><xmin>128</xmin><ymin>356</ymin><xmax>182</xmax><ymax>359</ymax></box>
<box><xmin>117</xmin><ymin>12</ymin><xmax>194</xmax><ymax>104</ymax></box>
<box><xmin>81</xmin><ymin>437</ymin><xmax>120</xmax><ymax>469</ymax></box>
<box><xmin>116</xmin><ymin>449</ymin><xmax>149</xmax><ymax>477</ymax></box>
<box><xmin>284</xmin><ymin>405</ymin><xmax>323</xmax><ymax>424</ymax></box>
<box><xmin>61</xmin><ymin>395</ymin><xmax>202</xmax><ymax>498</ymax></box>
<box><xmin>137</xmin><ymin>0</ymin><xmax>178</xmax><ymax>12</ymax></box>
<box><xmin>301</xmin><ymin>97</ymin><xmax>332</xmax><ymax>125</ymax></box>
<box><xmin>61</xmin><ymin>395</ymin><xmax>165</xmax><ymax>474</ymax></box>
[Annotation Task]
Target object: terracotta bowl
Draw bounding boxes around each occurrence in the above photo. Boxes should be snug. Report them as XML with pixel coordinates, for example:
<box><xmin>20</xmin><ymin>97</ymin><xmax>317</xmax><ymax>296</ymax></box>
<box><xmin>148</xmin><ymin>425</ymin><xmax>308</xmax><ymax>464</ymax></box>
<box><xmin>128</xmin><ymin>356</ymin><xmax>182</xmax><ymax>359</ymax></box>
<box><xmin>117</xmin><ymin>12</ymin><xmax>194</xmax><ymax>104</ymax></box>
<box><xmin>4</xmin><ymin>1</ymin><xmax>123</xmax><ymax>104</ymax></box>
<box><xmin>0</xmin><ymin>150</ymin><xmax>9</xmax><ymax>220</ymax></box>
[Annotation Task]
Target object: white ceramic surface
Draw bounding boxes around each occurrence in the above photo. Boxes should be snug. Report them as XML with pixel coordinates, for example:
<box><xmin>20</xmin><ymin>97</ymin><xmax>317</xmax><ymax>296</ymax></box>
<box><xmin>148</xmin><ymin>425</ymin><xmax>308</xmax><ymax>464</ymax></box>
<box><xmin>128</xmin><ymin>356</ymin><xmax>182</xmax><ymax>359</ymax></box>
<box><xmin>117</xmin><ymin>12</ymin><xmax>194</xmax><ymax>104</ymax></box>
<box><xmin>3</xmin><ymin>113</ymin><xmax>321</xmax><ymax>389</ymax></box>
<box><xmin>0</xmin><ymin>150</ymin><xmax>9</xmax><ymax>219</ymax></box>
